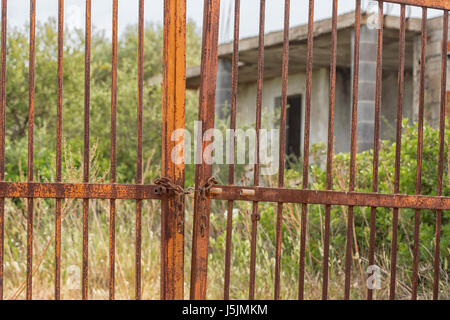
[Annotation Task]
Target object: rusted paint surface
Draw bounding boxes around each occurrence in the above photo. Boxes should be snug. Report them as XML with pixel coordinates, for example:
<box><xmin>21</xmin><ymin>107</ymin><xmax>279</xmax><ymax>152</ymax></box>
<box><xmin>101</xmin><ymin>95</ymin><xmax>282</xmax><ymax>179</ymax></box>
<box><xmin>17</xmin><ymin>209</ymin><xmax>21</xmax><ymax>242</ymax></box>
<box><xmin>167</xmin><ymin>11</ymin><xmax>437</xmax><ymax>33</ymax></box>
<box><xmin>0</xmin><ymin>182</ymin><xmax>164</xmax><ymax>199</ymax></box>
<box><xmin>1</xmin><ymin>177</ymin><xmax>443</xmax><ymax>211</ymax></box>
<box><xmin>190</xmin><ymin>0</ymin><xmax>220</xmax><ymax>300</ymax></box>
<box><xmin>344</xmin><ymin>0</ymin><xmax>361</xmax><ymax>301</ymax></box>
<box><xmin>0</xmin><ymin>0</ymin><xmax>447</xmax><ymax>302</ymax></box>
<box><xmin>135</xmin><ymin>0</ymin><xmax>144</xmax><ymax>301</ymax></box>
<box><xmin>411</xmin><ymin>8</ymin><xmax>427</xmax><ymax>301</ymax></box>
<box><xmin>367</xmin><ymin>2</ymin><xmax>383</xmax><ymax>301</ymax></box>
<box><xmin>322</xmin><ymin>0</ymin><xmax>337</xmax><ymax>300</ymax></box>
<box><xmin>0</xmin><ymin>0</ymin><xmax>185</xmax><ymax>300</ymax></box>
<box><xmin>162</xmin><ymin>0</ymin><xmax>186</xmax><ymax>300</ymax></box>
<box><xmin>447</xmin><ymin>91</ymin><xmax>450</xmax><ymax>116</ymax></box>
<box><xmin>0</xmin><ymin>0</ymin><xmax>6</xmax><ymax>301</ymax></box>
<box><xmin>433</xmin><ymin>10</ymin><xmax>447</xmax><ymax>301</ymax></box>
<box><xmin>274</xmin><ymin>0</ymin><xmax>289</xmax><ymax>301</ymax></box>
<box><xmin>208</xmin><ymin>186</ymin><xmax>450</xmax><ymax>211</ymax></box>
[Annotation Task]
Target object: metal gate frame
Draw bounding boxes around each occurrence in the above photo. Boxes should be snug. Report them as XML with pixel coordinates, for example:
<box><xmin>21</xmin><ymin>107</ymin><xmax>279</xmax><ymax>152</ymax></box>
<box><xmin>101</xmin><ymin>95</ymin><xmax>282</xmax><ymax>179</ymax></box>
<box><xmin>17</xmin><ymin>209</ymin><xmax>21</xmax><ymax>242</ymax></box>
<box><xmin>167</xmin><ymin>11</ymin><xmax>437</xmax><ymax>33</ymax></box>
<box><xmin>190</xmin><ymin>0</ymin><xmax>450</xmax><ymax>300</ymax></box>
<box><xmin>0</xmin><ymin>0</ymin><xmax>449</xmax><ymax>301</ymax></box>
<box><xmin>0</xmin><ymin>0</ymin><xmax>187</xmax><ymax>300</ymax></box>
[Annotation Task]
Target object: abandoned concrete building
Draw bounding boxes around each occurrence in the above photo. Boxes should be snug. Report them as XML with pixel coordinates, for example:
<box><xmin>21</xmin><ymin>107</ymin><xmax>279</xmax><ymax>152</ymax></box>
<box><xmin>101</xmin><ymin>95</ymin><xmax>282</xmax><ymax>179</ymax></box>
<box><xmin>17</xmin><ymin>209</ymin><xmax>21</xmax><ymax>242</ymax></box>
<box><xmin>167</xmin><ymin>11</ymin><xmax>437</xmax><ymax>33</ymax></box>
<box><xmin>185</xmin><ymin>11</ymin><xmax>450</xmax><ymax>157</ymax></box>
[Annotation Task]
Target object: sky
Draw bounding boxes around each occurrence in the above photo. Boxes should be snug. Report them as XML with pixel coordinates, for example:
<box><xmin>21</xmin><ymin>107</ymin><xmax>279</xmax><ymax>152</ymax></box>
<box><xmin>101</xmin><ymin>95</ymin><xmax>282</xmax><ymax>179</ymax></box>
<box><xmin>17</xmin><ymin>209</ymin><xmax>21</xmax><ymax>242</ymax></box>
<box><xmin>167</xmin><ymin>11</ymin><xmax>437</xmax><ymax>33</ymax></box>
<box><xmin>5</xmin><ymin>0</ymin><xmax>443</xmax><ymax>42</ymax></box>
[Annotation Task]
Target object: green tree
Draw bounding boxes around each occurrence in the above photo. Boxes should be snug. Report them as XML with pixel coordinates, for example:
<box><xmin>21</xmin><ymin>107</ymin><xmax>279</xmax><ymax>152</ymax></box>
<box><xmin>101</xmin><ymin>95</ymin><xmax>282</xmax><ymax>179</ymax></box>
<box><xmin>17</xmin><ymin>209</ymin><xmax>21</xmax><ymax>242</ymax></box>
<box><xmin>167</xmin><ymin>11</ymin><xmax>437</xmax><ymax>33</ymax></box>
<box><xmin>1</xmin><ymin>18</ymin><xmax>201</xmax><ymax>183</ymax></box>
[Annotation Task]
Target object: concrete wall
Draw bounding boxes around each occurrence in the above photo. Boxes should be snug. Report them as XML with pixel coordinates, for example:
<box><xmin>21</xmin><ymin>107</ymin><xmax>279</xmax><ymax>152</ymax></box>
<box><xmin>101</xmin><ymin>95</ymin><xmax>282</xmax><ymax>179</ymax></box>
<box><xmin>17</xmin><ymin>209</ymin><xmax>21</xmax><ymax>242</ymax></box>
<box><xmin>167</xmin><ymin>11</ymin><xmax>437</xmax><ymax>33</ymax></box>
<box><xmin>413</xmin><ymin>16</ymin><xmax>450</xmax><ymax>125</ymax></box>
<box><xmin>236</xmin><ymin>67</ymin><xmax>330</xmax><ymax>154</ymax></box>
<box><xmin>215</xmin><ymin>59</ymin><xmax>233</xmax><ymax>118</ymax></box>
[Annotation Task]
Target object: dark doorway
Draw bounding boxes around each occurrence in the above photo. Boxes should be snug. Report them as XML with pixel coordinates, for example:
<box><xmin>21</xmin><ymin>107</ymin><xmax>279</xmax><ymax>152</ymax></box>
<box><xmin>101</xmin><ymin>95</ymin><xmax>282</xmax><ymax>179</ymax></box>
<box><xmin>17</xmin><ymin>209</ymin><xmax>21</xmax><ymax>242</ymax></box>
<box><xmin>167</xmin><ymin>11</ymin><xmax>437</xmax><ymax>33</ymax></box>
<box><xmin>275</xmin><ymin>94</ymin><xmax>302</xmax><ymax>163</ymax></box>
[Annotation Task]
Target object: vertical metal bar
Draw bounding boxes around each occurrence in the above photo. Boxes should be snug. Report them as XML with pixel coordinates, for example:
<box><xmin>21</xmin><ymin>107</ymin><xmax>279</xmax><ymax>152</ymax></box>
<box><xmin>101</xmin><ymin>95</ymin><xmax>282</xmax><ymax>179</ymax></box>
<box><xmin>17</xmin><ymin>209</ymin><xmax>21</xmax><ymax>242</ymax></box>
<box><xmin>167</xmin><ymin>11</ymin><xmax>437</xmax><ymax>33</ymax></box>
<box><xmin>26</xmin><ymin>0</ymin><xmax>36</xmax><ymax>300</ymax></box>
<box><xmin>161</xmin><ymin>0</ymin><xmax>186</xmax><ymax>300</ymax></box>
<box><xmin>249</xmin><ymin>0</ymin><xmax>265</xmax><ymax>301</ymax></box>
<box><xmin>298</xmin><ymin>0</ymin><xmax>314</xmax><ymax>300</ymax></box>
<box><xmin>274</xmin><ymin>0</ymin><xmax>289</xmax><ymax>301</ymax></box>
<box><xmin>390</xmin><ymin>3</ymin><xmax>406</xmax><ymax>301</ymax></box>
<box><xmin>135</xmin><ymin>0</ymin><xmax>144</xmax><ymax>300</ymax></box>
<box><xmin>433</xmin><ymin>9</ymin><xmax>447</xmax><ymax>301</ymax></box>
<box><xmin>367</xmin><ymin>1</ymin><xmax>383</xmax><ymax>301</ymax></box>
<box><xmin>224</xmin><ymin>0</ymin><xmax>240</xmax><ymax>301</ymax></box>
<box><xmin>344</xmin><ymin>0</ymin><xmax>361</xmax><ymax>300</ymax></box>
<box><xmin>55</xmin><ymin>0</ymin><xmax>64</xmax><ymax>301</ymax></box>
<box><xmin>190</xmin><ymin>0</ymin><xmax>220</xmax><ymax>300</ymax></box>
<box><xmin>109</xmin><ymin>0</ymin><xmax>118</xmax><ymax>301</ymax></box>
<box><xmin>0</xmin><ymin>0</ymin><xmax>7</xmax><ymax>301</ymax></box>
<box><xmin>322</xmin><ymin>0</ymin><xmax>337</xmax><ymax>301</ymax></box>
<box><xmin>82</xmin><ymin>0</ymin><xmax>91</xmax><ymax>301</ymax></box>
<box><xmin>411</xmin><ymin>7</ymin><xmax>427</xmax><ymax>301</ymax></box>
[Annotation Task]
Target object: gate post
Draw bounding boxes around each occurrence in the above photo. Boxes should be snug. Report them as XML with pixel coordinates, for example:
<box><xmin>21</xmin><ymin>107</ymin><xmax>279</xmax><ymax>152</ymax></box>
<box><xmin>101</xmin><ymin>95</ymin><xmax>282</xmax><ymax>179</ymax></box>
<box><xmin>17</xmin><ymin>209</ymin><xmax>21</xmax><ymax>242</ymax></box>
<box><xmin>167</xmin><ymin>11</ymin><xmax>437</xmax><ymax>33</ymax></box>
<box><xmin>161</xmin><ymin>0</ymin><xmax>186</xmax><ymax>300</ymax></box>
<box><xmin>190</xmin><ymin>0</ymin><xmax>221</xmax><ymax>300</ymax></box>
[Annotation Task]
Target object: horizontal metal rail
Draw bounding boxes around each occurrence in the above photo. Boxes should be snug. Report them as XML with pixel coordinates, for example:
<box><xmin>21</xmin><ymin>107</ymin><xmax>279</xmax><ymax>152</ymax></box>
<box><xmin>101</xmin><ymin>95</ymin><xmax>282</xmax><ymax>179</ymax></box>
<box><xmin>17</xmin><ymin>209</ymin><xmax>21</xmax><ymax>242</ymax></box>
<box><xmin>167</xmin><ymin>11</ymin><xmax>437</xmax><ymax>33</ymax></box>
<box><xmin>0</xmin><ymin>182</ymin><xmax>165</xmax><ymax>200</ymax></box>
<box><xmin>208</xmin><ymin>186</ymin><xmax>450</xmax><ymax>211</ymax></box>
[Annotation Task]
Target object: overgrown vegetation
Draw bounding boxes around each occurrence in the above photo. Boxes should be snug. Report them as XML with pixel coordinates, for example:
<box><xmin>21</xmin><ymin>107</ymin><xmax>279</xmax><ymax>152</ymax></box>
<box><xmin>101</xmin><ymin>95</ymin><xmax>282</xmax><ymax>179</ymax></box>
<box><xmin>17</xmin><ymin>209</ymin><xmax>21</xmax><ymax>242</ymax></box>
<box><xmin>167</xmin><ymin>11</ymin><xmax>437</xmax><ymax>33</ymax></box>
<box><xmin>1</xmin><ymin>20</ymin><xmax>448</xmax><ymax>300</ymax></box>
<box><xmin>207</xmin><ymin>119</ymin><xmax>449</xmax><ymax>300</ymax></box>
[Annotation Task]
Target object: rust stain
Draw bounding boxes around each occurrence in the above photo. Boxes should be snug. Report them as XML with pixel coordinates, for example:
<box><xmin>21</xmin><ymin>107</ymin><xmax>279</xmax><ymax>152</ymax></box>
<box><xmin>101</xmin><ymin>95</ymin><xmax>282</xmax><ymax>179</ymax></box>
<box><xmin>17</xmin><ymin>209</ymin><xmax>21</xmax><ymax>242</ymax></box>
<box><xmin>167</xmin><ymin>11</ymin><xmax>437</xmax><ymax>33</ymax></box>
<box><xmin>433</xmin><ymin>10</ymin><xmax>448</xmax><ymax>301</ymax></box>
<box><xmin>190</xmin><ymin>0</ymin><xmax>220</xmax><ymax>301</ymax></box>
<box><xmin>26</xmin><ymin>0</ymin><xmax>36</xmax><ymax>300</ymax></box>
<box><xmin>55</xmin><ymin>0</ymin><xmax>64</xmax><ymax>301</ymax></box>
<box><xmin>322</xmin><ymin>0</ymin><xmax>338</xmax><ymax>301</ymax></box>
<box><xmin>298</xmin><ymin>0</ymin><xmax>314</xmax><ymax>300</ymax></box>
<box><xmin>161</xmin><ymin>0</ymin><xmax>186</xmax><ymax>300</ymax></box>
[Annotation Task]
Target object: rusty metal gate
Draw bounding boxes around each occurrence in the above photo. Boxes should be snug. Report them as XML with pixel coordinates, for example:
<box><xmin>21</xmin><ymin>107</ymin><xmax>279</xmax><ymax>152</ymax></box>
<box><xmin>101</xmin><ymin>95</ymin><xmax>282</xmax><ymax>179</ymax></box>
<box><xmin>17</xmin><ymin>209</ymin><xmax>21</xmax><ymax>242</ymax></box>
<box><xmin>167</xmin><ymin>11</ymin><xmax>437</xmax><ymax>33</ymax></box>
<box><xmin>190</xmin><ymin>0</ymin><xmax>450</xmax><ymax>301</ymax></box>
<box><xmin>0</xmin><ymin>0</ymin><xmax>187</xmax><ymax>300</ymax></box>
<box><xmin>0</xmin><ymin>0</ymin><xmax>448</xmax><ymax>301</ymax></box>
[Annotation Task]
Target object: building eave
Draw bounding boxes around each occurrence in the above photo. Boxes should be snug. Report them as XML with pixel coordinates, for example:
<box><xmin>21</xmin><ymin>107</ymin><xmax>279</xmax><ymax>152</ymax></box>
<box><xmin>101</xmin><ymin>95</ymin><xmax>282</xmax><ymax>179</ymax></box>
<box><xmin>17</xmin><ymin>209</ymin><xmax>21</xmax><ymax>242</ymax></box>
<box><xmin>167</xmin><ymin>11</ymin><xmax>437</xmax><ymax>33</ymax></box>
<box><xmin>184</xmin><ymin>11</ymin><xmax>422</xmax><ymax>90</ymax></box>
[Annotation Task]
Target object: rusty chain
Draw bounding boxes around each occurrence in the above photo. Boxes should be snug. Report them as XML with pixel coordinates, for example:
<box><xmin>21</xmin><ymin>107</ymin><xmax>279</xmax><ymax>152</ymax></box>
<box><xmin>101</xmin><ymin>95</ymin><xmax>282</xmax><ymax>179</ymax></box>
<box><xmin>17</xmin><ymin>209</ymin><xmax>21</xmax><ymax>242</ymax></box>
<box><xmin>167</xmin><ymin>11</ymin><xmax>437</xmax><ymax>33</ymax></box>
<box><xmin>154</xmin><ymin>176</ymin><xmax>218</xmax><ymax>236</ymax></box>
<box><xmin>154</xmin><ymin>177</ymin><xmax>188</xmax><ymax>234</ymax></box>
